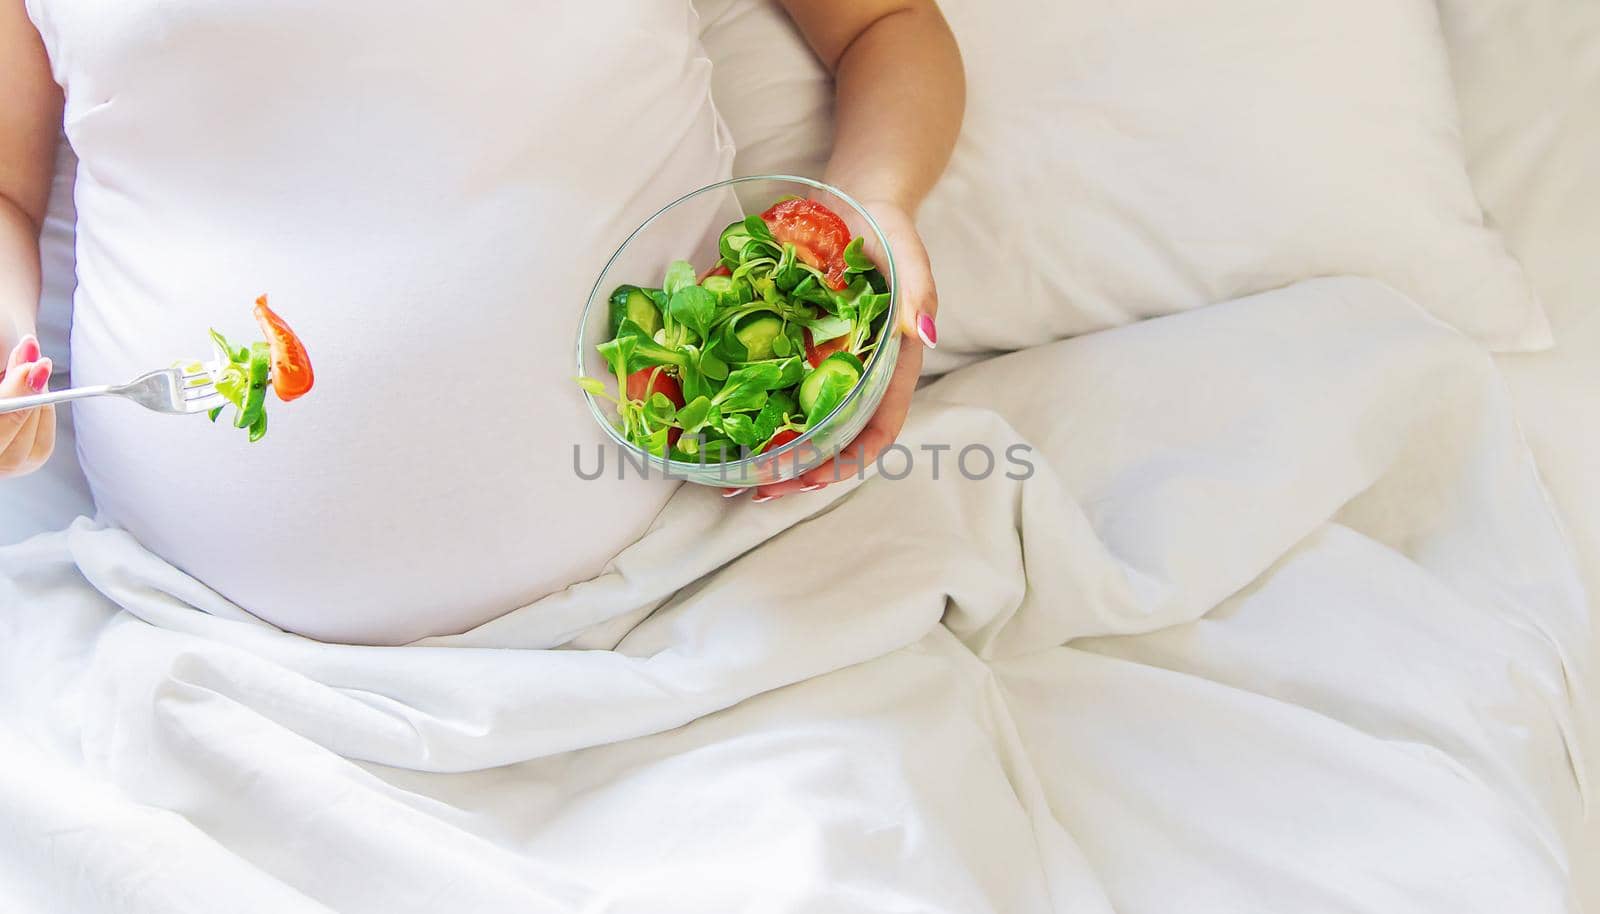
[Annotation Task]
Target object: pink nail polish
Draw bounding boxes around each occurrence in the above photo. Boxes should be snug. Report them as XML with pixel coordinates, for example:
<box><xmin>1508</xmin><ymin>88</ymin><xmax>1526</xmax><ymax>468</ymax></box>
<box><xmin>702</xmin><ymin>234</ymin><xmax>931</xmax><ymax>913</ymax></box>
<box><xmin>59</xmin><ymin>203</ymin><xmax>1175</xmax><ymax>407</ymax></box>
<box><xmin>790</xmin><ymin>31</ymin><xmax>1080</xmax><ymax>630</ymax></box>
<box><xmin>14</xmin><ymin>335</ymin><xmax>40</xmax><ymax>365</ymax></box>
<box><xmin>916</xmin><ymin>314</ymin><xmax>938</xmax><ymax>349</ymax></box>
<box><xmin>751</xmin><ymin>494</ymin><xmax>776</xmax><ymax>504</ymax></box>
<box><xmin>28</xmin><ymin>358</ymin><xmax>52</xmax><ymax>392</ymax></box>
<box><xmin>799</xmin><ymin>483</ymin><xmax>824</xmax><ymax>493</ymax></box>
<box><xmin>721</xmin><ymin>488</ymin><xmax>748</xmax><ymax>498</ymax></box>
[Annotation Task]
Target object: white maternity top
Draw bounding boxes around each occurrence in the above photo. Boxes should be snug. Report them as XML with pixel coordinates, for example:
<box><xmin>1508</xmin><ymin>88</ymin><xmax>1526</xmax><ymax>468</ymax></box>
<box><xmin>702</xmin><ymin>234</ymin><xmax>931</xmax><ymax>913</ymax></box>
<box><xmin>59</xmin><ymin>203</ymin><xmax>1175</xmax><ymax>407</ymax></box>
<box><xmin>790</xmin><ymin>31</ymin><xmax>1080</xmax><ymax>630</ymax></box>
<box><xmin>27</xmin><ymin>0</ymin><xmax>734</xmax><ymax>643</ymax></box>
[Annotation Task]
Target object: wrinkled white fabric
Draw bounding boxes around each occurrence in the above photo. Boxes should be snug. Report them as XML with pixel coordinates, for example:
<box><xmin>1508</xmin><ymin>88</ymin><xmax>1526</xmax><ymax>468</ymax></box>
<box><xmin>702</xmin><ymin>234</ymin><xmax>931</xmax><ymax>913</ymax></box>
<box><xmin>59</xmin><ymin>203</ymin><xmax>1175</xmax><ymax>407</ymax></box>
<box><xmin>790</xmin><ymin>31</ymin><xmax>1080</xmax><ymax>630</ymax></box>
<box><xmin>23</xmin><ymin>0</ymin><xmax>734</xmax><ymax>643</ymax></box>
<box><xmin>0</xmin><ymin>278</ymin><xmax>1587</xmax><ymax>913</ymax></box>
<box><xmin>696</xmin><ymin>0</ymin><xmax>1549</xmax><ymax>368</ymax></box>
<box><xmin>1439</xmin><ymin>3</ymin><xmax>1600</xmax><ymax>898</ymax></box>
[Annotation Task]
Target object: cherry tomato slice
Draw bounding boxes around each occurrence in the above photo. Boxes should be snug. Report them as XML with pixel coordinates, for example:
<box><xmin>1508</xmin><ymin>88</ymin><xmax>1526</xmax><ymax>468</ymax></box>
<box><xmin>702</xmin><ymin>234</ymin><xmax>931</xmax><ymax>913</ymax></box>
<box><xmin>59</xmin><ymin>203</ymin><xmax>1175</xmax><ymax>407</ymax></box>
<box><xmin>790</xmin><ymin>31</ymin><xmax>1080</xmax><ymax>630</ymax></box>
<box><xmin>760</xmin><ymin>428</ymin><xmax>802</xmax><ymax>454</ymax></box>
<box><xmin>802</xmin><ymin>328</ymin><xmax>851</xmax><ymax>369</ymax></box>
<box><xmin>761</xmin><ymin>198</ymin><xmax>850</xmax><ymax>290</ymax></box>
<box><xmin>252</xmin><ymin>295</ymin><xmax>314</xmax><ymax>401</ymax></box>
<box><xmin>701</xmin><ymin>264</ymin><xmax>733</xmax><ymax>280</ymax></box>
<box><xmin>626</xmin><ymin>368</ymin><xmax>684</xmax><ymax>448</ymax></box>
<box><xmin>625</xmin><ymin>368</ymin><xmax>683</xmax><ymax>406</ymax></box>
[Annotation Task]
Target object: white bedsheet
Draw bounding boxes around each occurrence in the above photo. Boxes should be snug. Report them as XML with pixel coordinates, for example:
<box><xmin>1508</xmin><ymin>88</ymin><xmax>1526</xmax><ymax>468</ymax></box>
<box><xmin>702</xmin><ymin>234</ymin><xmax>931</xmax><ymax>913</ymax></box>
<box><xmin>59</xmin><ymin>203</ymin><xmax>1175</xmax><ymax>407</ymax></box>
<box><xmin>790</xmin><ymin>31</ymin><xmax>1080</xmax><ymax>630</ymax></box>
<box><xmin>1499</xmin><ymin>316</ymin><xmax>1600</xmax><ymax>913</ymax></box>
<box><xmin>1441</xmin><ymin>2</ymin><xmax>1600</xmax><ymax>902</ymax></box>
<box><xmin>1</xmin><ymin>277</ymin><xmax>1587</xmax><ymax>912</ymax></box>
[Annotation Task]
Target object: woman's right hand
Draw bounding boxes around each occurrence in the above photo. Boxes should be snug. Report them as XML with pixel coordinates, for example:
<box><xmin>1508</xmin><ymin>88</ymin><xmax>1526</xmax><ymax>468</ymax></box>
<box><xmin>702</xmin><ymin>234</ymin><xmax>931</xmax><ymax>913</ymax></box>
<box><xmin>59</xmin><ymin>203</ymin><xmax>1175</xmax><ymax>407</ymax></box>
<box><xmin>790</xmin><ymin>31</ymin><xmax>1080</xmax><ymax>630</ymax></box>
<box><xmin>0</xmin><ymin>334</ymin><xmax>55</xmax><ymax>477</ymax></box>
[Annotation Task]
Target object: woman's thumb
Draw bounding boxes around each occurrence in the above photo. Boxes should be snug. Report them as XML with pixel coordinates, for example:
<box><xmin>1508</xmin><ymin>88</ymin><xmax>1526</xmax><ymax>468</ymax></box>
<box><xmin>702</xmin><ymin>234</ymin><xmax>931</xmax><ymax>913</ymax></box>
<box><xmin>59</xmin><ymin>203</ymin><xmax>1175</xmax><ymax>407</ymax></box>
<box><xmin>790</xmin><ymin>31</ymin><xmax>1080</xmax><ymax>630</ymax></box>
<box><xmin>896</xmin><ymin>262</ymin><xmax>938</xmax><ymax>350</ymax></box>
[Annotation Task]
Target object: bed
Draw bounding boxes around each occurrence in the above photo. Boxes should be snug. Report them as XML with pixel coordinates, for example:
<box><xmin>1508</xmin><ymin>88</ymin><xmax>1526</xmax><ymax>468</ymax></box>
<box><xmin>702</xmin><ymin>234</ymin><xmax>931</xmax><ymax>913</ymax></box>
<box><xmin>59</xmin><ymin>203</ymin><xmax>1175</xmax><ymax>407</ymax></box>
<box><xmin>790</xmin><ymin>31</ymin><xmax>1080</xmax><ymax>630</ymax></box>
<box><xmin>2</xmin><ymin>1</ymin><xmax>1595</xmax><ymax>911</ymax></box>
<box><xmin>1444</xmin><ymin>0</ymin><xmax>1600</xmax><ymax>901</ymax></box>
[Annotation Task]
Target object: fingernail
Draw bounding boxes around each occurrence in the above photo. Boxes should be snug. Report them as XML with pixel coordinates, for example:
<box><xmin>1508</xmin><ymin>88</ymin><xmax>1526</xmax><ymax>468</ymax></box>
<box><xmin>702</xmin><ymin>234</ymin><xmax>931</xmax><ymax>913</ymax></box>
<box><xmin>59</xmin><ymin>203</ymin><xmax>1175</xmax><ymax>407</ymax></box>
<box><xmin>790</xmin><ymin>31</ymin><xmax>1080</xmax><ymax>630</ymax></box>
<box><xmin>751</xmin><ymin>494</ymin><xmax>776</xmax><ymax>504</ymax></box>
<box><xmin>721</xmin><ymin>488</ymin><xmax>748</xmax><ymax>498</ymax></box>
<box><xmin>27</xmin><ymin>358</ymin><xmax>52</xmax><ymax>392</ymax></box>
<box><xmin>799</xmin><ymin>483</ymin><xmax>824</xmax><ymax>493</ymax></box>
<box><xmin>916</xmin><ymin>314</ymin><xmax>938</xmax><ymax>349</ymax></box>
<box><xmin>13</xmin><ymin>335</ymin><xmax>39</xmax><ymax>365</ymax></box>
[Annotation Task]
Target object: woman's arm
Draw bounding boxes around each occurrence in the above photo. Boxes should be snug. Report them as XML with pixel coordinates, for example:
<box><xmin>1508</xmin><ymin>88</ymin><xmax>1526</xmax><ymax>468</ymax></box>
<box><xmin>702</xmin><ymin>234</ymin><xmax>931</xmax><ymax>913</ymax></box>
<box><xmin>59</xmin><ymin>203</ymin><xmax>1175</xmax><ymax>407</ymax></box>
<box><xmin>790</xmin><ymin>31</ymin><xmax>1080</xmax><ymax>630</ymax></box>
<box><xmin>0</xmin><ymin>0</ymin><xmax>64</xmax><ymax>476</ymax></box>
<box><xmin>780</xmin><ymin>0</ymin><xmax>965</xmax><ymax>218</ymax></box>
<box><xmin>745</xmin><ymin>0</ymin><xmax>964</xmax><ymax>499</ymax></box>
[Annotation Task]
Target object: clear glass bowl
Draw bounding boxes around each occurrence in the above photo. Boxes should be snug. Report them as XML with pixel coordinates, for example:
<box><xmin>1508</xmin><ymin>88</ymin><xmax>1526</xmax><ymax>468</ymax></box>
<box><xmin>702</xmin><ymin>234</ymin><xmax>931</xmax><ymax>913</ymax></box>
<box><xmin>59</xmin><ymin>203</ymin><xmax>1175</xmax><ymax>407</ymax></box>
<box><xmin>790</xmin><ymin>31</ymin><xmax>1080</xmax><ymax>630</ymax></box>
<box><xmin>576</xmin><ymin>175</ymin><xmax>899</xmax><ymax>488</ymax></box>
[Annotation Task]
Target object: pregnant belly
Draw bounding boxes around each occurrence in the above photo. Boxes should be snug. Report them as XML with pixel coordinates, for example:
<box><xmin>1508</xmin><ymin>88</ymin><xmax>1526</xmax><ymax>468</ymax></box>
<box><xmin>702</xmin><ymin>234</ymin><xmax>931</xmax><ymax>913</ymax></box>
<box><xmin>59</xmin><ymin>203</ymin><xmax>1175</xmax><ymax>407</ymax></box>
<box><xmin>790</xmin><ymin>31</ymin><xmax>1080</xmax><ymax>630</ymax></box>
<box><xmin>70</xmin><ymin>238</ymin><xmax>679</xmax><ymax>645</ymax></box>
<box><xmin>48</xmin><ymin>0</ymin><xmax>733</xmax><ymax>644</ymax></box>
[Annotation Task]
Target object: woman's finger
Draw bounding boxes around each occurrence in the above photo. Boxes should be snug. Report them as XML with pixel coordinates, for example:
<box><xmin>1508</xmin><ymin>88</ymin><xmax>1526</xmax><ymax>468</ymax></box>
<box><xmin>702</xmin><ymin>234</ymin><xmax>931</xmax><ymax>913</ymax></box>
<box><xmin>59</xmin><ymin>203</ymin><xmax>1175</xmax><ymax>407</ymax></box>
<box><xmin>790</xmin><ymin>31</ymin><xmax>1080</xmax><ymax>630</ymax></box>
<box><xmin>910</xmin><ymin>286</ymin><xmax>938</xmax><ymax>351</ymax></box>
<box><xmin>0</xmin><ymin>356</ymin><xmax>53</xmax><ymax>458</ymax></box>
<box><xmin>782</xmin><ymin>424</ymin><xmax>893</xmax><ymax>499</ymax></box>
<box><xmin>0</xmin><ymin>352</ymin><xmax>49</xmax><ymax>396</ymax></box>
<box><xmin>852</xmin><ymin>204</ymin><xmax>938</xmax><ymax>345</ymax></box>
<box><xmin>752</xmin><ymin>345</ymin><xmax>922</xmax><ymax>500</ymax></box>
<box><xmin>0</xmin><ymin>409</ymin><xmax>41</xmax><ymax>473</ymax></box>
<box><xmin>887</xmin><ymin>227</ymin><xmax>939</xmax><ymax>349</ymax></box>
<box><xmin>26</xmin><ymin>403</ymin><xmax>56</xmax><ymax>468</ymax></box>
<box><xmin>6</xmin><ymin>335</ymin><xmax>40</xmax><ymax>373</ymax></box>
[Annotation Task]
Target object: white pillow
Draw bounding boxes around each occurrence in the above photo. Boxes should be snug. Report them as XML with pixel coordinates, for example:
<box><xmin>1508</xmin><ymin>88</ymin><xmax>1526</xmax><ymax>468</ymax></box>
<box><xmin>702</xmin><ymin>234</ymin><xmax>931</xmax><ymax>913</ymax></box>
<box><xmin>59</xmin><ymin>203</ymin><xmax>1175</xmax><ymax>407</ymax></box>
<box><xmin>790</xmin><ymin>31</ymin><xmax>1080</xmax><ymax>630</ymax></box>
<box><xmin>698</xmin><ymin>0</ymin><xmax>834</xmax><ymax>183</ymax></box>
<box><xmin>1438</xmin><ymin>0</ymin><xmax>1600</xmax><ymax>335</ymax></box>
<box><xmin>698</xmin><ymin>0</ymin><xmax>1550</xmax><ymax>367</ymax></box>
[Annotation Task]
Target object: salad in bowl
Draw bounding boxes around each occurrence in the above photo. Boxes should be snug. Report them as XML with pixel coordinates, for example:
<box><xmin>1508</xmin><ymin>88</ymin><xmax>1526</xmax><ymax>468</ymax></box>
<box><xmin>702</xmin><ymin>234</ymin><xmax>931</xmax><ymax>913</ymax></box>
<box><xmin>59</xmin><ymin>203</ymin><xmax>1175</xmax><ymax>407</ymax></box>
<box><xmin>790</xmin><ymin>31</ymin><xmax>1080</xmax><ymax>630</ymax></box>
<box><xmin>576</xmin><ymin>176</ymin><xmax>899</xmax><ymax>488</ymax></box>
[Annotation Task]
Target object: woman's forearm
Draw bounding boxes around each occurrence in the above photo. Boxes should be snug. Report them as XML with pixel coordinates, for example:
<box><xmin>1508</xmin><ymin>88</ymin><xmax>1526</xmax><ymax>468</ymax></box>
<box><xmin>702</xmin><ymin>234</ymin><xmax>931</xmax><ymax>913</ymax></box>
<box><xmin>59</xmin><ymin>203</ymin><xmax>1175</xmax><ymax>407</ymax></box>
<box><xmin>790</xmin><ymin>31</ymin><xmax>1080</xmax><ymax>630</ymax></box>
<box><xmin>818</xmin><ymin>4</ymin><xmax>965</xmax><ymax>213</ymax></box>
<box><xmin>1</xmin><ymin>0</ymin><xmax>63</xmax><ymax>351</ymax></box>
<box><xmin>0</xmin><ymin>197</ymin><xmax>43</xmax><ymax>348</ymax></box>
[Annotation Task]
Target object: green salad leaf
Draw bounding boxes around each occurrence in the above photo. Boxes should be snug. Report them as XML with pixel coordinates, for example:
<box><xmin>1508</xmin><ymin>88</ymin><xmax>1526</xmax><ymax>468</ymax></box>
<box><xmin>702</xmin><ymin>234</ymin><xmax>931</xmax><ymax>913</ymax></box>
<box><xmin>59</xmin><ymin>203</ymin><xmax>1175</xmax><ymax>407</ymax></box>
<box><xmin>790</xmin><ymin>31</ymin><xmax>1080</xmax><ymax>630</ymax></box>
<box><xmin>676</xmin><ymin>396</ymin><xmax>717</xmax><ymax>436</ymax></box>
<box><xmin>663</xmin><ymin>260</ymin><xmax>697</xmax><ymax>298</ymax></box>
<box><xmin>203</xmin><ymin>330</ymin><xmax>270</xmax><ymax>441</ymax></box>
<box><xmin>719</xmin><ymin>413</ymin><xmax>765</xmax><ymax>448</ymax></box>
<box><xmin>801</xmin><ymin>314</ymin><xmax>853</xmax><ymax>344</ymax></box>
<box><xmin>668</xmin><ymin>284</ymin><xmax>716</xmax><ymax>341</ymax></box>
<box><xmin>699</xmin><ymin>351</ymin><xmax>729</xmax><ymax>381</ymax></box>
<box><xmin>743</xmin><ymin>214</ymin><xmax>774</xmax><ymax>242</ymax></box>
<box><xmin>843</xmin><ymin>237</ymin><xmax>876</xmax><ymax>273</ymax></box>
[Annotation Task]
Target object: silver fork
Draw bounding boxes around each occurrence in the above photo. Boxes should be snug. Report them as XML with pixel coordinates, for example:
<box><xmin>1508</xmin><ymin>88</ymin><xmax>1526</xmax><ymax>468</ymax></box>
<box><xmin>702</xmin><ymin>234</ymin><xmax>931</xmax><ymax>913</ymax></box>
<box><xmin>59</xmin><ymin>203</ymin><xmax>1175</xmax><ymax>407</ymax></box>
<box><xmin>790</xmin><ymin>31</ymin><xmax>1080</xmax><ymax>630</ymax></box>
<box><xmin>0</xmin><ymin>362</ymin><xmax>225</xmax><ymax>416</ymax></box>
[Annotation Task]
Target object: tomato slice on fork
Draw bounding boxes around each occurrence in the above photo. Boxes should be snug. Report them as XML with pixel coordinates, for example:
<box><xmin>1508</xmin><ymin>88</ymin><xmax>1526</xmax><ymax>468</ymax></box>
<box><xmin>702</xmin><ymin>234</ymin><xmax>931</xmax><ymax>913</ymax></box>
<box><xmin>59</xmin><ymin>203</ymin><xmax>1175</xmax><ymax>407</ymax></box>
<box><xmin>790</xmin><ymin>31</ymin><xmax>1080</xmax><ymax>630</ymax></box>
<box><xmin>252</xmin><ymin>295</ymin><xmax>314</xmax><ymax>401</ymax></box>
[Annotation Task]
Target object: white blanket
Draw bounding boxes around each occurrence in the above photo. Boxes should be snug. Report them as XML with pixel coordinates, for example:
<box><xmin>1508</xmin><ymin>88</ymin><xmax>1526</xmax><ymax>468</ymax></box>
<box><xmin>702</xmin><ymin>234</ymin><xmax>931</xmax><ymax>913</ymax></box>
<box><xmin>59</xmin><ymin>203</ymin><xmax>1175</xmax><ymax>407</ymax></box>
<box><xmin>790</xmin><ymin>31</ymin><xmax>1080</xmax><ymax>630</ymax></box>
<box><xmin>0</xmin><ymin>277</ymin><xmax>1589</xmax><ymax>913</ymax></box>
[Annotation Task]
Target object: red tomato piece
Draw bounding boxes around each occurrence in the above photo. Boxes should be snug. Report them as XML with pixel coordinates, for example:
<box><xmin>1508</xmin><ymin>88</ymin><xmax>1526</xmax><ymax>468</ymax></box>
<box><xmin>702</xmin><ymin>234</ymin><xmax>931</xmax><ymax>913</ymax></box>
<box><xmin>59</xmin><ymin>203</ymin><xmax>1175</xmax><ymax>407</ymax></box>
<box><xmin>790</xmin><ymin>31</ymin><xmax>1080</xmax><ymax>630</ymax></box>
<box><xmin>626</xmin><ymin>368</ymin><xmax>683</xmax><ymax>448</ymax></box>
<box><xmin>802</xmin><ymin>328</ymin><xmax>851</xmax><ymax>369</ymax></box>
<box><xmin>625</xmin><ymin>368</ymin><xmax>683</xmax><ymax>406</ymax></box>
<box><xmin>701</xmin><ymin>264</ymin><xmax>733</xmax><ymax>280</ymax></box>
<box><xmin>252</xmin><ymin>295</ymin><xmax>314</xmax><ymax>401</ymax></box>
<box><xmin>760</xmin><ymin>198</ymin><xmax>850</xmax><ymax>290</ymax></box>
<box><xmin>760</xmin><ymin>428</ymin><xmax>802</xmax><ymax>454</ymax></box>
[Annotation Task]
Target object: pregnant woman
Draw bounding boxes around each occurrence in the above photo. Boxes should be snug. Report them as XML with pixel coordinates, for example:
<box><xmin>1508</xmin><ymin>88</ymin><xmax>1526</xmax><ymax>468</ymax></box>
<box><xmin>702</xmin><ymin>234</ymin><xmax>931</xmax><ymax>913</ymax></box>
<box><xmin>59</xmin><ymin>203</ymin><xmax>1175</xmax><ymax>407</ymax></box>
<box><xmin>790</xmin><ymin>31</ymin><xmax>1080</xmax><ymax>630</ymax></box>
<box><xmin>0</xmin><ymin>1</ymin><xmax>963</xmax><ymax>644</ymax></box>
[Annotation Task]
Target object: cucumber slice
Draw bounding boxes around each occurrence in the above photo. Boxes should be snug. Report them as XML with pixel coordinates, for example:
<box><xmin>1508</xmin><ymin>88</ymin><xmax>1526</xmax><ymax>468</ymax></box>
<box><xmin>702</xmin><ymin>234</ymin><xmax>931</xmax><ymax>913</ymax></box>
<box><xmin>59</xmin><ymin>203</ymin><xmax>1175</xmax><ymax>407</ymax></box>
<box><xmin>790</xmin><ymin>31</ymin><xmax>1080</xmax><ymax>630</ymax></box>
<box><xmin>608</xmin><ymin>285</ymin><xmax>663</xmax><ymax>337</ymax></box>
<box><xmin>247</xmin><ymin>409</ymin><xmax>268</xmax><ymax>443</ymax></box>
<box><xmin>626</xmin><ymin>289</ymin><xmax>663</xmax><ymax>336</ymax></box>
<box><xmin>701</xmin><ymin>275</ymin><xmax>734</xmax><ymax>298</ymax></box>
<box><xmin>236</xmin><ymin>341</ymin><xmax>271</xmax><ymax>430</ymax></box>
<box><xmin>734</xmin><ymin>313</ymin><xmax>783</xmax><ymax>361</ymax></box>
<box><xmin>797</xmin><ymin>351</ymin><xmax>863</xmax><ymax>420</ymax></box>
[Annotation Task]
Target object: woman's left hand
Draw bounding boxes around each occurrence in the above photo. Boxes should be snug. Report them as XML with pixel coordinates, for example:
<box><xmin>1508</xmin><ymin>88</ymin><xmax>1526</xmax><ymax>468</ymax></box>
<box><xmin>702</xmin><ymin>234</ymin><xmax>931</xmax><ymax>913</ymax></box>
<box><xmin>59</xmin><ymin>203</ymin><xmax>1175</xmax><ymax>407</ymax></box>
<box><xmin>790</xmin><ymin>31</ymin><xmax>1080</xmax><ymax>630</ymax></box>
<box><xmin>728</xmin><ymin>200</ymin><xmax>938</xmax><ymax>502</ymax></box>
